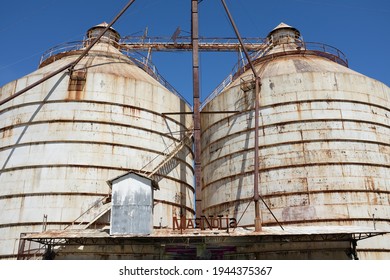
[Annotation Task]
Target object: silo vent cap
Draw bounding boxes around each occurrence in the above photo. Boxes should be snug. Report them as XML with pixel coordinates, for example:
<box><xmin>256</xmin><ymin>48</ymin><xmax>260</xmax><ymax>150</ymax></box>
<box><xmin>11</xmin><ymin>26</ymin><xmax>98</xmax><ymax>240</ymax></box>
<box><xmin>271</xmin><ymin>22</ymin><xmax>295</xmax><ymax>31</ymax></box>
<box><xmin>86</xmin><ymin>22</ymin><xmax>121</xmax><ymax>43</ymax></box>
<box><xmin>267</xmin><ymin>22</ymin><xmax>301</xmax><ymax>45</ymax></box>
<box><xmin>267</xmin><ymin>22</ymin><xmax>300</xmax><ymax>37</ymax></box>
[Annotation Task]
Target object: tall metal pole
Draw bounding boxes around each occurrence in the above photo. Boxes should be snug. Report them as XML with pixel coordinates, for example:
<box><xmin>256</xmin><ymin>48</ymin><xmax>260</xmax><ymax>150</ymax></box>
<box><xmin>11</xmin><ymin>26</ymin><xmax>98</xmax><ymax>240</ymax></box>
<box><xmin>191</xmin><ymin>0</ymin><xmax>202</xmax><ymax>219</ymax></box>
<box><xmin>0</xmin><ymin>0</ymin><xmax>136</xmax><ymax>107</ymax></box>
<box><xmin>221</xmin><ymin>0</ymin><xmax>262</xmax><ymax>231</ymax></box>
<box><xmin>253</xmin><ymin>76</ymin><xmax>261</xmax><ymax>231</ymax></box>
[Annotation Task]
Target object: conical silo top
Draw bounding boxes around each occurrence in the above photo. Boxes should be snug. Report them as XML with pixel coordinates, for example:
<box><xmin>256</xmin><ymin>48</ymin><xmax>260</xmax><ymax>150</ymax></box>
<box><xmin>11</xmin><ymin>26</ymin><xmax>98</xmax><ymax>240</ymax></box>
<box><xmin>267</xmin><ymin>22</ymin><xmax>301</xmax><ymax>45</ymax></box>
<box><xmin>95</xmin><ymin>22</ymin><xmax>109</xmax><ymax>28</ymax></box>
<box><xmin>86</xmin><ymin>22</ymin><xmax>121</xmax><ymax>43</ymax></box>
<box><xmin>271</xmin><ymin>22</ymin><xmax>295</xmax><ymax>31</ymax></box>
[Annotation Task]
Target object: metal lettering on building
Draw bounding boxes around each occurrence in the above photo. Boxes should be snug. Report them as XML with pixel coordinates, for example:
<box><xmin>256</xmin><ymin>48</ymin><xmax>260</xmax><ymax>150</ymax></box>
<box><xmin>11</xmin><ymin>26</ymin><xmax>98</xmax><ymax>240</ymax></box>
<box><xmin>173</xmin><ymin>215</ymin><xmax>237</xmax><ymax>230</ymax></box>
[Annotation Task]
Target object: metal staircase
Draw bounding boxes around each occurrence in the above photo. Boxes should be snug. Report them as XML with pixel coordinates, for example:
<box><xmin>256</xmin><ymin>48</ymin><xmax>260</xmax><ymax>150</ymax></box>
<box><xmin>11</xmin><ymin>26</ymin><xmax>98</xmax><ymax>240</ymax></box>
<box><xmin>140</xmin><ymin>126</ymin><xmax>194</xmax><ymax>181</ymax></box>
<box><xmin>64</xmin><ymin>126</ymin><xmax>194</xmax><ymax>231</ymax></box>
<box><xmin>63</xmin><ymin>196</ymin><xmax>111</xmax><ymax>230</ymax></box>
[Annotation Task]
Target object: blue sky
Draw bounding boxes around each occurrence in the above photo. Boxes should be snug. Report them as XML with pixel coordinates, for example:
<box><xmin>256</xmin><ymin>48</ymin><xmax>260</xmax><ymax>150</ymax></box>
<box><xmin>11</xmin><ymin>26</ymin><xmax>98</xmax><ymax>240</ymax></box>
<box><xmin>0</xmin><ymin>0</ymin><xmax>389</xmax><ymax>104</ymax></box>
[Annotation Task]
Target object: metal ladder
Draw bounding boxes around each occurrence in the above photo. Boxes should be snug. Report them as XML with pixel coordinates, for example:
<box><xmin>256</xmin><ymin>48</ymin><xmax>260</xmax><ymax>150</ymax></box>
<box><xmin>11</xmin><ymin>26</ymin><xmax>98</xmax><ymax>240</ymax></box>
<box><xmin>64</xmin><ymin>196</ymin><xmax>111</xmax><ymax>230</ymax></box>
<box><xmin>141</xmin><ymin>126</ymin><xmax>194</xmax><ymax>181</ymax></box>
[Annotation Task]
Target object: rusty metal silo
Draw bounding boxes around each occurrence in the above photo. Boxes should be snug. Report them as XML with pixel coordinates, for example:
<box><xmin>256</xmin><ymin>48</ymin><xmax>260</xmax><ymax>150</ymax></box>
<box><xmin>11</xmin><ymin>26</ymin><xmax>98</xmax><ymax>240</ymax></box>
<box><xmin>0</xmin><ymin>23</ymin><xmax>194</xmax><ymax>259</ymax></box>
<box><xmin>200</xmin><ymin>23</ymin><xmax>390</xmax><ymax>259</ymax></box>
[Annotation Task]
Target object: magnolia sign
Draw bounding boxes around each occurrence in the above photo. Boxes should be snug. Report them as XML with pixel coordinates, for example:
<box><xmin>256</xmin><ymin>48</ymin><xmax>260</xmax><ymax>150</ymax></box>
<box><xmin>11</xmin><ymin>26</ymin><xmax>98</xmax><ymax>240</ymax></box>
<box><xmin>173</xmin><ymin>215</ymin><xmax>238</xmax><ymax>231</ymax></box>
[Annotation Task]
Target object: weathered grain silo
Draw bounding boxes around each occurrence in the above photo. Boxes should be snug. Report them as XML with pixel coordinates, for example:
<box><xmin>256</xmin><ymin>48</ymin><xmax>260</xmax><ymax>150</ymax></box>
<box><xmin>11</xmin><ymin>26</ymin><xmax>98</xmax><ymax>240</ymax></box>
<box><xmin>0</xmin><ymin>23</ymin><xmax>194</xmax><ymax>259</ymax></box>
<box><xmin>200</xmin><ymin>23</ymin><xmax>390</xmax><ymax>259</ymax></box>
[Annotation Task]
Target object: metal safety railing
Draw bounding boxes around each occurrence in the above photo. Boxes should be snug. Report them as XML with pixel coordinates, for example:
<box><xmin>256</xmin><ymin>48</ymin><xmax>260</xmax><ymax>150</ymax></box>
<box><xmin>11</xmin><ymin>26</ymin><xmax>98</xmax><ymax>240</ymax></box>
<box><xmin>200</xmin><ymin>42</ymin><xmax>272</xmax><ymax>109</ymax></box>
<box><xmin>200</xmin><ymin>40</ymin><xmax>348</xmax><ymax>107</ymax></box>
<box><xmin>120</xmin><ymin>35</ymin><xmax>266</xmax><ymax>51</ymax></box>
<box><xmin>119</xmin><ymin>49</ymin><xmax>192</xmax><ymax>108</ymax></box>
<box><xmin>140</xmin><ymin>125</ymin><xmax>194</xmax><ymax>181</ymax></box>
<box><xmin>64</xmin><ymin>195</ymin><xmax>111</xmax><ymax>230</ymax></box>
<box><xmin>39</xmin><ymin>36</ymin><xmax>348</xmax><ymax>111</ymax></box>
<box><xmin>201</xmin><ymin>74</ymin><xmax>233</xmax><ymax>110</ymax></box>
<box><xmin>63</xmin><ymin>126</ymin><xmax>193</xmax><ymax>231</ymax></box>
<box><xmin>39</xmin><ymin>41</ymin><xmax>85</xmax><ymax>65</ymax></box>
<box><xmin>302</xmin><ymin>41</ymin><xmax>348</xmax><ymax>66</ymax></box>
<box><xmin>39</xmin><ymin>39</ymin><xmax>192</xmax><ymax>108</ymax></box>
<box><xmin>63</xmin><ymin>124</ymin><xmax>193</xmax><ymax>231</ymax></box>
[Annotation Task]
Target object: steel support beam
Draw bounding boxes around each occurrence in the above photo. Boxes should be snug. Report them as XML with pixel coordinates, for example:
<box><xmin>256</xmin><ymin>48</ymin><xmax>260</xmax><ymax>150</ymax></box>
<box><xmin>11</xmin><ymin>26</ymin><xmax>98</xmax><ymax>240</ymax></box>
<box><xmin>192</xmin><ymin>0</ymin><xmax>202</xmax><ymax>220</ymax></box>
<box><xmin>220</xmin><ymin>0</ymin><xmax>262</xmax><ymax>232</ymax></box>
<box><xmin>120</xmin><ymin>40</ymin><xmax>266</xmax><ymax>52</ymax></box>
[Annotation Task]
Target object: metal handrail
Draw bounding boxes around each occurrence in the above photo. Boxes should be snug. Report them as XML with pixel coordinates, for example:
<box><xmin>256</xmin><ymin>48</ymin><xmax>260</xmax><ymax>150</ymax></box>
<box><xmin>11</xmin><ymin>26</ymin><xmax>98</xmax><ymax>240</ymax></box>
<box><xmin>39</xmin><ymin>40</ymin><xmax>192</xmax><ymax>108</ymax></box>
<box><xmin>201</xmin><ymin>74</ymin><xmax>233</xmax><ymax>109</ymax></box>
<box><xmin>302</xmin><ymin>41</ymin><xmax>348</xmax><ymax>66</ymax></box>
<box><xmin>64</xmin><ymin>196</ymin><xmax>108</xmax><ymax>230</ymax></box>
<box><xmin>119</xmin><ymin>49</ymin><xmax>192</xmax><ymax>108</ymax></box>
<box><xmin>120</xmin><ymin>35</ymin><xmax>266</xmax><ymax>46</ymax></box>
<box><xmin>39</xmin><ymin>41</ymin><xmax>85</xmax><ymax>65</ymax></box>
<box><xmin>200</xmin><ymin>42</ymin><xmax>272</xmax><ymax>109</ymax></box>
<box><xmin>39</xmin><ymin>39</ymin><xmax>348</xmax><ymax>110</ymax></box>
<box><xmin>200</xmin><ymin>41</ymin><xmax>348</xmax><ymax>108</ymax></box>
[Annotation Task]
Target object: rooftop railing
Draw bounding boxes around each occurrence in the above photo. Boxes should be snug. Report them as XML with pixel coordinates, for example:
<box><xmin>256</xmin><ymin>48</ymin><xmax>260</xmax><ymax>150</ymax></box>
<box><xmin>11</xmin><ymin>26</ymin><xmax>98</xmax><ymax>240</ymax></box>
<box><xmin>201</xmin><ymin>41</ymin><xmax>348</xmax><ymax>109</ymax></box>
<box><xmin>39</xmin><ymin>39</ymin><xmax>192</xmax><ymax>108</ymax></box>
<box><xmin>40</xmin><ymin>38</ymin><xmax>348</xmax><ymax>111</ymax></box>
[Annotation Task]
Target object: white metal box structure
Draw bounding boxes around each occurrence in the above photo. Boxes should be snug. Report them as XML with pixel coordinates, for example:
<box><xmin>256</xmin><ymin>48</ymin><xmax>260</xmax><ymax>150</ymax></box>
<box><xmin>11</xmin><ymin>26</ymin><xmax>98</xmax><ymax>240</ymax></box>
<box><xmin>110</xmin><ymin>172</ymin><xmax>157</xmax><ymax>235</ymax></box>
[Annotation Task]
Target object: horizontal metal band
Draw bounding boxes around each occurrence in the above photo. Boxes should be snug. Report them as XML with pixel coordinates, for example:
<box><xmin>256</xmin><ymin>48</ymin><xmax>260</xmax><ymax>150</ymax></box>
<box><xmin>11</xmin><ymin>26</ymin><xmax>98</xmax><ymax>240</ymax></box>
<box><xmin>202</xmin><ymin>162</ymin><xmax>390</xmax><ymax>191</ymax></box>
<box><xmin>0</xmin><ymin>97</ymin><xmax>192</xmax><ymax>129</ymax></box>
<box><xmin>203</xmin><ymin>119</ymin><xmax>390</xmax><ymax>147</ymax></box>
<box><xmin>202</xmin><ymin>138</ymin><xmax>390</xmax><ymax>170</ymax></box>
<box><xmin>202</xmin><ymin>189</ymin><xmax>390</xmax><ymax>212</ymax></box>
<box><xmin>201</xmin><ymin>98</ymin><xmax>390</xmax><ymax>133</ymax></box>
<box><xmin>0</xmin><ymin>121</ymin><xmax>193</xmax><ymax>159</ymax></box>
<box><xmin>0</xmin><ymin>165</ymin><xmax>195</xmax><ymax>193</ymax></box>
<box><xmin>0</xmin><ymin>139</ymin><xmax>194</xmax><ymax>172</ymax></box>
<box><xmin>0</xmin><ymin>192</ymin><xmax>107</xmax><ymax>201</ymax></box>
<box><xmin>261</xmin><ymin>218</ymin><xmax>390</xmax><ymax>227</ymax></box>
<box><xmin>154</xmin><ymin>199</ymin><xmax>195</xmax><ymax>215</ymax></box>
<box><xmin>356</xmin><ymin>249</ymin><xmax>390</xmax><ymax>253</ymax></box>
<box><xmin>0</xmin><ymin>221</ymin><xmax>68</xmax><ymax>229</ymax></box>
